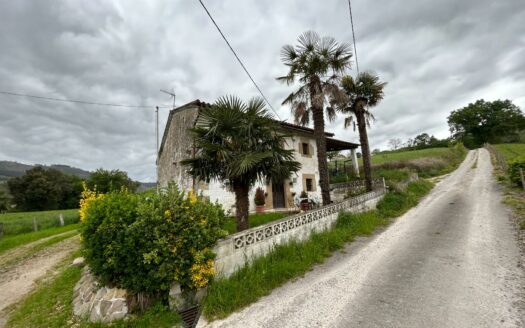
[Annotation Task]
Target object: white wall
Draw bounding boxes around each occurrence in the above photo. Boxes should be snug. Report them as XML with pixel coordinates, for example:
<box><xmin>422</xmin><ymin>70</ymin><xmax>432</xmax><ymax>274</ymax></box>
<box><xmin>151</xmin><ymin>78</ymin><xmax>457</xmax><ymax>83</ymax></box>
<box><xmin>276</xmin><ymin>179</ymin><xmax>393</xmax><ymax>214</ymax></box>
<box><xmin>198</xmin><ymin>134</ymin><xmax>322</xmax><ymax>213</ymax></box>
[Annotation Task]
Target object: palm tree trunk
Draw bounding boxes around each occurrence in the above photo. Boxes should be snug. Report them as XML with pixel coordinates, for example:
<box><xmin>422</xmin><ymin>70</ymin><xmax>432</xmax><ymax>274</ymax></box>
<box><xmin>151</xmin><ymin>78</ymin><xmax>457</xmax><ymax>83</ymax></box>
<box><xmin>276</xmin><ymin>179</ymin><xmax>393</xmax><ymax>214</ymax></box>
<box><xmin>312</xmin><ymin>107</ymin><xmax>331</xmax><ymax>205</ymax></box>
<box><xmin>309</xmin><ymin>77</ymin><xmax>331</xmax><ymax>206</ymax></box>
<box><xmin>233</xmin><ymin>182</ymin><xmax>250</xmax><ymax>232</ymax></box>
<box><xmin>356</xmin><ymin>109</ymin><xmax>373</xmax><ymax>191</ymax></box>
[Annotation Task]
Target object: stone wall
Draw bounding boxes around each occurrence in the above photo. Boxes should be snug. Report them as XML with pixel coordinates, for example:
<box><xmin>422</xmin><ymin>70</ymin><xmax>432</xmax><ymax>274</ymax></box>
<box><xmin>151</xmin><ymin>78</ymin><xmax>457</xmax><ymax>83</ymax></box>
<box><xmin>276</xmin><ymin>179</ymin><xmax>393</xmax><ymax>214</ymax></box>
<box><xmin>73</xmin><ymin>267</ymin><xmax>128</xmax><ymax>323</ymax></box>
<box><xmin>157</xmin><ymin>103</ymin><xmax>200</xmax><ymax>189</ymax></box>
<box><xmin>213</xmin><ymin>188</ymin><xmax>386</xmax><ymax>278</ymax></box>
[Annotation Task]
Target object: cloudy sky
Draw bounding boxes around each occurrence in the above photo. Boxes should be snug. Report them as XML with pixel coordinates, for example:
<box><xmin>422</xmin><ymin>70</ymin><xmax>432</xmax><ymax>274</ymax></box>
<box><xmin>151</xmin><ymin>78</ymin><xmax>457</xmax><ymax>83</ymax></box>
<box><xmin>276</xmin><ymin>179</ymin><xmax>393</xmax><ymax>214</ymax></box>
<box><xmin>0</xmin><ymin>0</ymin><xmax>524</xmax><ymax>181</ymax></box>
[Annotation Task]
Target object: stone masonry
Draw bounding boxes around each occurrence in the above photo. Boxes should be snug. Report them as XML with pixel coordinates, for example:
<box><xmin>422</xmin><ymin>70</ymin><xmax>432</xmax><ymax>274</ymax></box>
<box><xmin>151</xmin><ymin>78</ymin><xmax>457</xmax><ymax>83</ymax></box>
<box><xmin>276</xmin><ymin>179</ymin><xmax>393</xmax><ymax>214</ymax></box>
<box><xmin>73</xmin><ymin>266</ymin><xmax>128</xmax><ymax>323</ymax></box>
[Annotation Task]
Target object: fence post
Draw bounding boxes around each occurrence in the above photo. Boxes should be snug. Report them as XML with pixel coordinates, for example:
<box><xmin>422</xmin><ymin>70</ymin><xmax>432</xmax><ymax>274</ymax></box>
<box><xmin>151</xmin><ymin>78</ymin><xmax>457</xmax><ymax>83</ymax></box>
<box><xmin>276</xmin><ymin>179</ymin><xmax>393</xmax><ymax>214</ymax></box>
<box><xmin>520</xmin><ymin>167</ymin><xmax>525</xmax><ymax>190</ymax></box>
<box><xmin>59</xmin><ymin>214</ymin><xmax>64</xmax><ymax>226</ymax></box>
<box><xmin>382</xmin><ymin>177</ymin><xmax>386</xmax><ymax>192</ymax></box>
<box><xmin>0</xmin><ymin>222</ymin><xmax>3</xmax><ymax>239</ymax></box>
<box><xmin>33</xmin><ymin>217</ymin><xmax>38</xmax><ymax>232</ymax></box>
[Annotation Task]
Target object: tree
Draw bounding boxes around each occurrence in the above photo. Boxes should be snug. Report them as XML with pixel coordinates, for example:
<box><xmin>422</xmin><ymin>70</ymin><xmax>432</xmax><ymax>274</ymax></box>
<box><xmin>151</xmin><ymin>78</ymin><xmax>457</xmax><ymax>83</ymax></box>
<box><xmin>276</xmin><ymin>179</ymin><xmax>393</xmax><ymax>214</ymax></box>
<box><xmin>0</xmin><ymin>188</ymin><xmax>9</xmax><ymax>212</ymax></box>
<box><xmin>88</xmin><ymin>169</ymin><xmax>139</xmax><ymax>193</ymax></box>
<box><xmin>277</xmin><ymin>31</ymin><xmax>352</xmax><ymax>205</ymax></box>
<box><xmin>339</xmin><ymin>72</ymin><xmax>386</xmax><ymax>191</ymax></box>
<box><xmin>388</xmin><ymin>138</ymin><xmax>402</xmax><ymax>150</ymax></box>
<box><xmin>327</xmin><ymin>151</ymin><xmax>342</xmax><ymax>162</ymax></box>
<box><xmin>7</xmin><ymin>166</ymin><xmax>82</xmax><ymax>211</ymax></box>
<box><xmin>182</xmin><ymin>96</ymin><xmax>301</xmax><ymax>232</ymax></box>
<box><xmin>448</xmin><ymin>99</ymin><xmax>525</xmax><ymax>148</ymax></box>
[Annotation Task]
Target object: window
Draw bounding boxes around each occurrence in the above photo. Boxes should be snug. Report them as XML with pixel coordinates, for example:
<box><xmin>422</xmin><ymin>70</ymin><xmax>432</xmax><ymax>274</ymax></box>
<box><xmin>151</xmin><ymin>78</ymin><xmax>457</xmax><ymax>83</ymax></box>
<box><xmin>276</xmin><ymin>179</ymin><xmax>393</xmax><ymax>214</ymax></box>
<box><xmin>302</xmin><ymin>142</ymin><xmax>309</xmax><ymax>155</ymax></box>
<box><xmin>306</xmin><ymin>178</ymin><xmax>313</xmax><ymax>192</ymax></box>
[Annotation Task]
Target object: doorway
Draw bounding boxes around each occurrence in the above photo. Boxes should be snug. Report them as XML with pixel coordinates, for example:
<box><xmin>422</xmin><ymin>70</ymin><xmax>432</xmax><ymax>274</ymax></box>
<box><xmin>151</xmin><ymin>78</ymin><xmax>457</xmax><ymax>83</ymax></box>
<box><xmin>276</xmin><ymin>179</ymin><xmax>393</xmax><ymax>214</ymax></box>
<box><xmin>272</xmin><ymin>182</ymin><xmax>285</xmax><ymax>208</ymax></box>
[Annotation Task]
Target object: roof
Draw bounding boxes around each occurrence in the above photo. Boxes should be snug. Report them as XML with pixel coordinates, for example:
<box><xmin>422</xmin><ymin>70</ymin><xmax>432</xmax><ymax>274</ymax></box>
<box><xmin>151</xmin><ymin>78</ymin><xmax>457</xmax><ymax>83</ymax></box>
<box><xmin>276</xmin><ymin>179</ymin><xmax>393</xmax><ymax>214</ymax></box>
<box><xmin>158</xmin><ymin>99</ymin><xmax>359</xmax><ymax>157</ymax></box>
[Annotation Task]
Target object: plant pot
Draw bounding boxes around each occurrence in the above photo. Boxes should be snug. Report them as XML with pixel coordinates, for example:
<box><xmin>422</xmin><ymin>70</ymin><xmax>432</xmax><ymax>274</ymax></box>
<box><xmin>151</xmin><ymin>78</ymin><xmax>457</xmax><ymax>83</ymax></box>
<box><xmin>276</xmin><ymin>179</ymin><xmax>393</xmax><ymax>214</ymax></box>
<box><xmin>255</xmin><ymin>205</ymin><xmax>265</xmax><ymax>213</ymax></box>
<box><xmin>300</xmin><ymin>202</ymin><xmax>310</xmax><ymax>211</ymax></box>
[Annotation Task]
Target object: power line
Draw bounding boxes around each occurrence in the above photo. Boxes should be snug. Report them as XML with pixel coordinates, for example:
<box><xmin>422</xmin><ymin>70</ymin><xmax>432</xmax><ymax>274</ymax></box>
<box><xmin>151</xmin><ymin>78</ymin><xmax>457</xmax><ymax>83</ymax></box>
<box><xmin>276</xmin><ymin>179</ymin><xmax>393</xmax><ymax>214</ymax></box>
<box><xmin>0</xmin><ymin>90</ymin><xmax>170</xmax><ymax>109</ymax></box>
<box><xmin>197</xmin><ymin>0</ymin><xmax>281</xmax><ymax>120</ymax></box>
<box><xmin>347</xmin><ymin>0</ymin><xmax>360</xmax><ymax>75</ymax></box>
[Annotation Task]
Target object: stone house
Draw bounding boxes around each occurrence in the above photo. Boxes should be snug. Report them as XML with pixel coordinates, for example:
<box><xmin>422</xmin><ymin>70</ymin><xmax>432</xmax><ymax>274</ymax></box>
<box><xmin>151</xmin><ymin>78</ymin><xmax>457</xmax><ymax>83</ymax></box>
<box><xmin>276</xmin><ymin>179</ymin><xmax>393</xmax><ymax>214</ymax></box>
<box><xmin>157</xmin><ymin>100</ymin><xmax>360</xmax><ymax>213</ymax></box>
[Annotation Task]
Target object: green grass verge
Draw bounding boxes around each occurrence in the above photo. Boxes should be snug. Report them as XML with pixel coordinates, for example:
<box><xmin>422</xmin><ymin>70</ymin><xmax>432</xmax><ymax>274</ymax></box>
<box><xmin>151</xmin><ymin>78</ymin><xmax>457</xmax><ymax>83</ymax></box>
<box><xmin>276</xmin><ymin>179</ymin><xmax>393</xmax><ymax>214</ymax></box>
<box><xmin>6</xmin><ymin>252</ymin><xmax>181</xmax><ymax>328</ymax></box>
<box><xmin>203</xmin><ymin>180</ymin><xmax>434</xmax><ymax>320</ymax></box>
<box><xmin>494</xmin><ymin>143</ymin><xmax>525</xmax><ymax>162</ymax></box>
<box><xmin>0</xmin><ymin>224</ymin><xmax>79</xmax><ymax>255</ymax></box>
<box><xmin>222</xmin><ymin>212</ymin><xmax>292</xmax><ymax>235</ymax></box>
<box><xmin>489</xmin><ymin>144</ymin><xmax>525</xmax><ymax>229</ymax></box>
<box><xmin>0</xmin><ymin>209</ymin><xmax>79</xmax><ymax>236</ymax></box>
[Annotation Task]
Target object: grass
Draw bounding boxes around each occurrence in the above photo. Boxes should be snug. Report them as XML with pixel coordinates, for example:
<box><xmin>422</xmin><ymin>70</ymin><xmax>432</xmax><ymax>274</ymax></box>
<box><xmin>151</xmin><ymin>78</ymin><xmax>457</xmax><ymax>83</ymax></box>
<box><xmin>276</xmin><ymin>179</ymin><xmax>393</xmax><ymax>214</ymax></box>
<box><xmin>203</xmin><ymin>180</ymin><xmax>434</xmax><ymax>320</ymax></box>
<box><xmin>330</xmin><ymin>145</ymin><xmax>468</xmax><ymax>183</ymax></box>
<box><xmin>493</xmin><ymin>143</ymin><xmax>525</xmax><ymax>161</ymax></box>
<box><xmin>0</xmin><ymin>224</ymin><xmax>79</xmax><ymax>255</ymax></box>
<box><xmin>0</xmin><ymin>209</ymin><xmax>79</xmax><ymax>236</ymax></box>
<box><xmin>222</xmin><ymin>212</ymin><xmax>292</xmax><ymax>235</ymax></box>
<box><xmin>6</xmin><ymin>251</ymin><xmax>181</xmax><ymax>328</ymax></box>
<box><xmin>489</xmin><ymin>144</ymin><xmax>525</xmax><ymax>230</ymax></box>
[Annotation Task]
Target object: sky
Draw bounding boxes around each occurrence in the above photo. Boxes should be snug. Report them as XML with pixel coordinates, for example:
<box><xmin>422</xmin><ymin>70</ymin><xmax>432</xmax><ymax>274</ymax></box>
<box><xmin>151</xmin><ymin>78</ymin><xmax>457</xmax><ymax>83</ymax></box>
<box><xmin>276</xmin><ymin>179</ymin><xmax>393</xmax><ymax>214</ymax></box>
<box><xmin>0</xmin><ymin>0</ymin><xmax>524</xmax><ymax>182</ymax></box>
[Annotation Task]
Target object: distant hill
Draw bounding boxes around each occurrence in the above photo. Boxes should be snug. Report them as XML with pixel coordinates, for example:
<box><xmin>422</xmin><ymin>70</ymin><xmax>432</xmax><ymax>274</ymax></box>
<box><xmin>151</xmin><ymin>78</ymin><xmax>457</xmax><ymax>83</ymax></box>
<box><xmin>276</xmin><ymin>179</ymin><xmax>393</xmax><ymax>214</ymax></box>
<box><xmin>0</xmin><ymin>161</ymin><xmax>155</xmax><ymax>189</ymax></box>
<box><xmin>0</xmin><ymin>161</ymin><xmax>91</xmax><ymax>180</ymax></box>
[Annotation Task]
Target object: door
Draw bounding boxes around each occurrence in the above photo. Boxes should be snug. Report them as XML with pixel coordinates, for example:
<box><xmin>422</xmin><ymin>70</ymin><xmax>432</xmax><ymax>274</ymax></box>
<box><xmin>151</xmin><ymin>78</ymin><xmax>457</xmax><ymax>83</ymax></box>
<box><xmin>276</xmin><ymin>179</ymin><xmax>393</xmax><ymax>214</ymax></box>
<box><xmin>272</xmin><ymin>182</ymin><xmax>285</xmax><ymax>208</ymax></box>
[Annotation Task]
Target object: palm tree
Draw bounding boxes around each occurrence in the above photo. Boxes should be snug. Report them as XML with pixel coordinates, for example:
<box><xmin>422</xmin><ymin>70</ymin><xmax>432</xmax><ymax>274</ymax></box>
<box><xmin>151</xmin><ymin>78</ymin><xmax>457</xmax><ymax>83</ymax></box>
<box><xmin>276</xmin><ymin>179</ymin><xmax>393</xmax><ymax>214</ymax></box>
<box><xmin>339</xmin><ymin>72</ymin><xmax>386</xmax><ymax>191</ymax></box>
<box><xmin>182</xmin><ymin>96</ymin><xmax>301</xmax><ymax>232</ymax></box>
<box><xmin>277</xmin><ymin>31</ymin><xmax>352</xmax><ymax>206</ymax></box>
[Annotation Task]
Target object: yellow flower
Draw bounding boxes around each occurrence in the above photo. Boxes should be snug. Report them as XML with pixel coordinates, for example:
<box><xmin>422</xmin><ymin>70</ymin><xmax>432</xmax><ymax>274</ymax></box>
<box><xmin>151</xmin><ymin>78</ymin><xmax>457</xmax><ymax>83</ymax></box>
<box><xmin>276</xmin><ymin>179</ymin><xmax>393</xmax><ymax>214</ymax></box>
<box><xmin>79</xmin><ymin>182</ymin><xmax>104</xmax><ymax>221</ymax></box>
<box><xmin>188</xmin><ymin>189</ymin><xmax>197</xmax><ymax>204</ymax></box>
<box><xmin>164</xmin><ymin>210</ymin><xmax>171</xmax><ymax>219</ymax></box>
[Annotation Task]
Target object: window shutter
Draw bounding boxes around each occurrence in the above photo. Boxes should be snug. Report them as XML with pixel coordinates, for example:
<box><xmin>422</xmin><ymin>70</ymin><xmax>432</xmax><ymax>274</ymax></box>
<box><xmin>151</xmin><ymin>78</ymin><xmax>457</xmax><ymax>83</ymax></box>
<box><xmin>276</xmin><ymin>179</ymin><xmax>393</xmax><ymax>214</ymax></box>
<box><xmin>309</xmin><ymin>144</ymin><xmax>314</xmax><ymax>156</ymax></box>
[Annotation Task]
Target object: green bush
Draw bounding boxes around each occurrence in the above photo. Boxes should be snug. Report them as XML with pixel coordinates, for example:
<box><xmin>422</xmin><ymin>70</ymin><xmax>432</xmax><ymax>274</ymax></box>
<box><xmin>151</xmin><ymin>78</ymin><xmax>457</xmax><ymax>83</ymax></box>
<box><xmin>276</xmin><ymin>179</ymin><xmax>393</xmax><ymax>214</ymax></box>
<box><xmin>81</xmin><ymin>184</ymin><xmax>227</xmax><ymax>302</ymax></box>
<box><xmin>508</xmin><ymin>156</ymin><xmax>525</xmax><ymax>187</ymax></box>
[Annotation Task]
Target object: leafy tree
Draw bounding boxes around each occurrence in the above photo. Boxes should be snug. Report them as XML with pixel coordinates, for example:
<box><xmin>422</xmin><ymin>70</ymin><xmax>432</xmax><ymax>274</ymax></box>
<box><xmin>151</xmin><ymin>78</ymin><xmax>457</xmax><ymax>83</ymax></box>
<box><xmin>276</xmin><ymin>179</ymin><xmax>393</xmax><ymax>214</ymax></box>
<box><xmin>7</xmin><ymin>166</ymin><xmax>81</xmax><ymax>211</ymax></box>
<box><xmin>88</xmin><ymin>168</ymin><xmax>139</xmax><ymax>193</ymax></box>
<box><xmin>327</xmin><ymin>151</ymin><xmax>342</xmax><ymax>161</ymax></box>
<box><xmin>0</xmin><ymin>187</ymin><xmax>9</xmax><ymax>212</ymax></box>
<box><xmin>448</xmin><ymin>99</ymin><xmax>525</xmax><ymax>148</ymax></box>
<box><xmin>277</xmin><ymin>31</ymin><xmax>352</xmax><ymax>205</ymax></box>
<box><xmin>182</xmin><ymin>96</ymin><xmax>301</xmax><ymax>232</ymax></box>
<box><xmin>339</xmin><ymin>72</ymin><xmax>387</xmax><ymax>191</ymax></box>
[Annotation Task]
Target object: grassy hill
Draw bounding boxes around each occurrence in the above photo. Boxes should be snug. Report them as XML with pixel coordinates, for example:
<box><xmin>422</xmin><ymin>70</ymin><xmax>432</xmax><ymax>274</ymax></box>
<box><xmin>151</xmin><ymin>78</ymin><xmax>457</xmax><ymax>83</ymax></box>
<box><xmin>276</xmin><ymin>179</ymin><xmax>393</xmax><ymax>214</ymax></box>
<box><xmin>0</xmin><ymin>161</ymin><xmax>91</xmax><ymax>179</ymax></box>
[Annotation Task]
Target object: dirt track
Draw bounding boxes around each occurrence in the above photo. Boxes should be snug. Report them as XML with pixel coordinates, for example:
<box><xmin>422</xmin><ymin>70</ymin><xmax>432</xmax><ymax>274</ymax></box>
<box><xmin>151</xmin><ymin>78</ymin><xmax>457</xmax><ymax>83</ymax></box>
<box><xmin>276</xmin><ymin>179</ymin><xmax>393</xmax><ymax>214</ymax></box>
<box><xmin>0</xmin><ymin>235</ymin><xmax>79</xmax><ymax>327</ymax></box>
<box><xmin>199</xmin><ymin>149</ymin><xmax>524</xmax><ymax>328</ymax></box>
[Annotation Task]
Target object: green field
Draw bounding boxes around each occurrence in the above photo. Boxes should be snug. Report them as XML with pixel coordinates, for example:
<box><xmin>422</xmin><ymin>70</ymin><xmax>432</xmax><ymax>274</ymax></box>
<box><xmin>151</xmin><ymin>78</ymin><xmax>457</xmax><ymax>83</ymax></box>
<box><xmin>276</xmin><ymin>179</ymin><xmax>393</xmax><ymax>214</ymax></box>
<box><xmin>330</xmin><ymin>145</ymin><xmax>467</xmax><ymax>183</ymax></box>
<box><xmin>494</xmin><ymin>143</ymin><xmax>525</xmax><ymax>161</ymax></box>
<box><xmin>0</xmin><ymin>209</ymin><xmax>79</xmax><ymax>236</ymax></box>
<box><xmin>367</xmin><ymin>148</ymin><xmax>452</xmax><ymax>165</ymax></box>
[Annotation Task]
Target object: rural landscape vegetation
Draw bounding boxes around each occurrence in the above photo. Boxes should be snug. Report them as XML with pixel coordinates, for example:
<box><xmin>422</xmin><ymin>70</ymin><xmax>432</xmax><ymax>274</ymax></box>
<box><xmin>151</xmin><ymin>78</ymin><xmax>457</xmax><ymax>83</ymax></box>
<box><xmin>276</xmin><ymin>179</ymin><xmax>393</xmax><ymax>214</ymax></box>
<box><xmin>1</xmin><ymin>1</ymin><xmax>524</xmax><ymax>328</ymax></box>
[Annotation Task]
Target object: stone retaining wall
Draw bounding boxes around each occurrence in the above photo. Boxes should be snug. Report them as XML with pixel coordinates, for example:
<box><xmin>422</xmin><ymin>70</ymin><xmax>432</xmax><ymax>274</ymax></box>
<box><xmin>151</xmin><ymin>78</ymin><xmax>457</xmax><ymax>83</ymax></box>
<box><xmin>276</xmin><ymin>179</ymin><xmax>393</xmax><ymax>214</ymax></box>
<box><xmin>214</xmin><ymin>187</ymin><xmax>386</xmax><ymax>278</ymax></box>
<box><xmin>73</xmin><ymin>267</ymin><xmax>128</xmax><ymax>323</ymax></box>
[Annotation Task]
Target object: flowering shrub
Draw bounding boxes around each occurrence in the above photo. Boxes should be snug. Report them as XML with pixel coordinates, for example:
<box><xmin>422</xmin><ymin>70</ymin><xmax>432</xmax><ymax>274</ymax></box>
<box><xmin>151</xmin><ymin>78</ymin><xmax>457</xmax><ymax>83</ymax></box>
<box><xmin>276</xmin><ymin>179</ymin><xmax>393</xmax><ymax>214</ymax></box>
<box><xmin>80</xmin><ymin>183</ymin><xmax>226</xmax><ymax>303</ymax></box>
<box><xmin>79</xmin><ymin>182</ymin><xmax>104</xmax><ymax>221</ymax></box>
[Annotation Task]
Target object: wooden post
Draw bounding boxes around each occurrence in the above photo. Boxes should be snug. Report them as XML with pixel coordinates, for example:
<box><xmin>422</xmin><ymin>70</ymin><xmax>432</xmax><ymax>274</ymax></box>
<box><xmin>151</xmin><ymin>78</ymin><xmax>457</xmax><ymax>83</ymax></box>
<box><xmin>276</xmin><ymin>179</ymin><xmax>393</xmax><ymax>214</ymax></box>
<box><xmin>520</xmin><ymin>167</ymin><xmax>525</xmax><ymax>190</ymax></box>
<box><xmin>59</xmin><ymin>214</ymin><xmax>64</xmax><ymax>226</ymax></box>
<box><xmin>33</xmin><ymin>217</ymin><xmax>38</xmax><ymax>232</ymax></box>
<box><xmin>0</xmin><ymin>222</ymin><xmax>3</xmax><ymax>239</ymax></box>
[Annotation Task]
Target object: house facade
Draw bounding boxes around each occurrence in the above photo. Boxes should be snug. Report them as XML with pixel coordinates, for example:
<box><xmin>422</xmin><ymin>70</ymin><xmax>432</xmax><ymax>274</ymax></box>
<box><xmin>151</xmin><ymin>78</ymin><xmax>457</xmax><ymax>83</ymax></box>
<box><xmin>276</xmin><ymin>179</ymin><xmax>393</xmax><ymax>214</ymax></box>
<box><xmin>157</xmin><ymin>100</ymin><xmax>360</xmax><ymax>213</ymax></box>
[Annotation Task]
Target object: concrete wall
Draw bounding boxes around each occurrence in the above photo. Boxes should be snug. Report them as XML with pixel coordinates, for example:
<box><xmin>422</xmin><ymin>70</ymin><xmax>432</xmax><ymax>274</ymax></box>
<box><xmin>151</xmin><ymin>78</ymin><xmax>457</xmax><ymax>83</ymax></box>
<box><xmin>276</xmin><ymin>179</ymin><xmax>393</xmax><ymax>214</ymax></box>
<box><xmin>213</xmin><ymin>188</ymin><xmax>386</xmax><ymax>278</ymax></box>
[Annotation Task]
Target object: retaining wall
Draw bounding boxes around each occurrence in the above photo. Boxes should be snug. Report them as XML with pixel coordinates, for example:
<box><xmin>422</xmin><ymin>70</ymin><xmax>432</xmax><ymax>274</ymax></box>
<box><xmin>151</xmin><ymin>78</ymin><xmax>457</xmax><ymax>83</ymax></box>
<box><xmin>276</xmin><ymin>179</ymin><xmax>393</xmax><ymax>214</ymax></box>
<box><xmin>214</xmin><ymin>187</ymin><xmax>386</xmax><ymax>278</ymax></box>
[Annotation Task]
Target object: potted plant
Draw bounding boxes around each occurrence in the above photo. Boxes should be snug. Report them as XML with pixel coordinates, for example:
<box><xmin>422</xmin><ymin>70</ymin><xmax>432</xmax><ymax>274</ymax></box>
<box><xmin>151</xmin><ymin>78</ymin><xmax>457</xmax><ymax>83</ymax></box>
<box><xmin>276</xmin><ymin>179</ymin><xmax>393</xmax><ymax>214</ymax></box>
<box><xmin>254</xmin><ymin>187</ymin><xmax>266</xmax><ymax>213</ymax></box>
<box><xmin>299</xmin><ymin>190</ymin><xmax>309</xmax><ymax>211</ymax></box>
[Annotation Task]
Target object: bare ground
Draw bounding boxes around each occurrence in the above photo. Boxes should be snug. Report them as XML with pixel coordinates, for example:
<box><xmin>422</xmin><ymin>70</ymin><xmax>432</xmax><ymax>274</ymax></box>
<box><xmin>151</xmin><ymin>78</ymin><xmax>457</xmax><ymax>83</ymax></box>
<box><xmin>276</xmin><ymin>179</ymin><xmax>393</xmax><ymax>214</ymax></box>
<box><xmin>0</xmin><ymin>235</ymin><xmax>80</xmax><ymax>327</ymax></box>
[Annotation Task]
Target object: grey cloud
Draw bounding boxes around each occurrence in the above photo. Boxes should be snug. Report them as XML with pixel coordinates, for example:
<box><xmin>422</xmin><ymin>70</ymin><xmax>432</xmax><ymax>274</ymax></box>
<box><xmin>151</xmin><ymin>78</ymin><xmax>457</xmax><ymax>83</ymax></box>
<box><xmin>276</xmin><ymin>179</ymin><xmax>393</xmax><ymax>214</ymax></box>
<box><xmin>1</xmin><ymin>0</ymin><xmax>524</xmax><ymax>181</ymax></box>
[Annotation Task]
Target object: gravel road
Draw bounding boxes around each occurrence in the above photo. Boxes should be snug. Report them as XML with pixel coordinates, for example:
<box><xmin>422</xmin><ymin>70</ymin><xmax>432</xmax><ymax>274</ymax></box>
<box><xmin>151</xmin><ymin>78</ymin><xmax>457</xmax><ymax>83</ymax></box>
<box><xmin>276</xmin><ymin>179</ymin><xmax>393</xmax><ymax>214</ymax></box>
<box><xmin>199</xmin><ymin>149</ymin><xmax>524</xmax><ymax>328</ymax></box>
